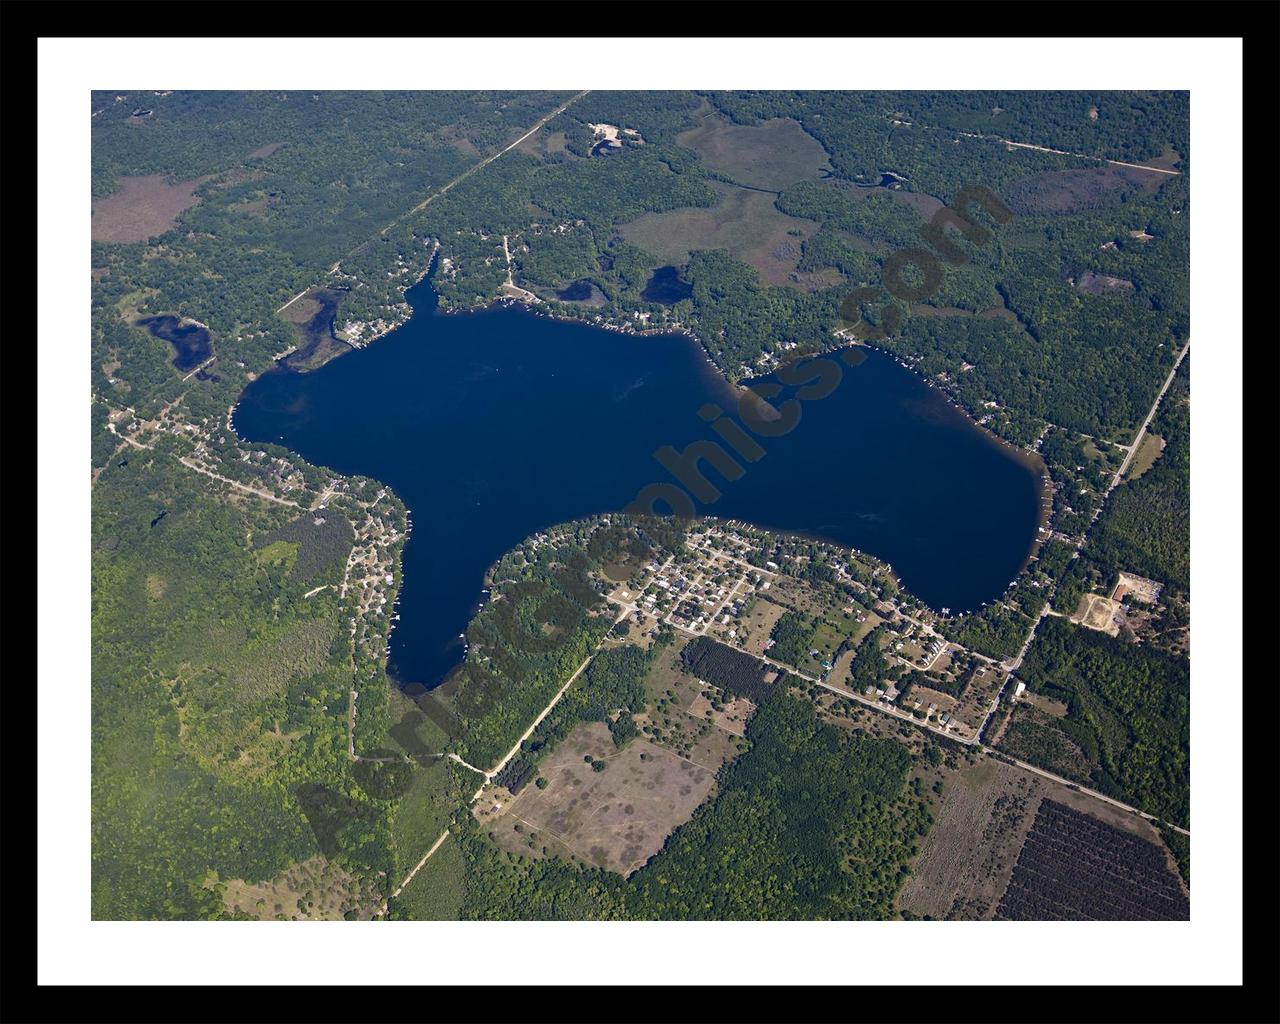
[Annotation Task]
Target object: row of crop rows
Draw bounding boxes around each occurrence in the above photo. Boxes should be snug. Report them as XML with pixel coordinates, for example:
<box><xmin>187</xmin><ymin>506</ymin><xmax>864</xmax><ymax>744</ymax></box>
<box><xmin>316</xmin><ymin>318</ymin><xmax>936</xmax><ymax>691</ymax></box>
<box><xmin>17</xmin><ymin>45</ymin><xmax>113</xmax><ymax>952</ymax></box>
<box><xmin>995</xmin><ymin>799</ymin><xmax>1189</xmax><ymax>920</ymax></box>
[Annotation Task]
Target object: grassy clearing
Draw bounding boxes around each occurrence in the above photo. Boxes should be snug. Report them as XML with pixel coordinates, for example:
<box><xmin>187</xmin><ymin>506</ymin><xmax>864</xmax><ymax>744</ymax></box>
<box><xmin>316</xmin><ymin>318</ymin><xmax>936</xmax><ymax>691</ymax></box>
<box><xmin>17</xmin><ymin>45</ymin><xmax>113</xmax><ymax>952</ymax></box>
<box><xmin>254</xmin><ymin>539</ymin><xmax>299</xmax><ymax>571</ymax></box>
<box><xmin>516</xmin><ymin>126</ymin><xmax>573</xmax><ymax>160</ymax></box>
<box><xmin>898</xmin><ymin>758</ymin><xmax>1039</xmax><ymax>920</ymax></box>
<box><xmin>618</xmin><ymin>182</ymin><xmax>818</xmax><ymax>287</ymax></box>
<box><xmin>734</xmin><ymin>596</ymin><xmax>789</xmax><ymax>657</ymax></box>
<box><xmin>676</xmin><ymin>114</ymin><xmax>830</xmax><ymax>191</ymax></box>
<box><xmin>1005</xmin><ymin>164</ymin><xmax>1167</xmax><ymax>216</ymax></box>
<box><xmin>253</xmin><ymin>512</ymin><xmax>354</xmax><ymax>585</ymax></box>
<box><xmin>219</xmin><ymin>855</ymin><xmax>384</xmax><ymax>921</ymax></box>
<box><xmin>640</xmin><ymin>639</ymin><xmax>690</xmax><ymax>706</ymax></box>
<box><xmin>1124</xmin><ymin>431</ymin><xmax>1166</xmax><ymax>481</ymax></box>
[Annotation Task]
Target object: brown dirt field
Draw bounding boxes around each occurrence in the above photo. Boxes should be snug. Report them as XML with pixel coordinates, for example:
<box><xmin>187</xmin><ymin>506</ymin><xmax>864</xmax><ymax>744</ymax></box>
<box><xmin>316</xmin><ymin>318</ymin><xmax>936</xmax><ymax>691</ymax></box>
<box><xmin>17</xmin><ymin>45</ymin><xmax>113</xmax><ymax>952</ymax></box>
<box><xmin>812</xmin><ymin>673</ymin><xmax>1183</xmax><ymax>917</ymax></box>
<box><xmin>640</xmin><ymin>674</ymin><xmax>732</xmax><ymax>767</ymax></box>
<box><xmin>247</xmin><ymin>142</ymin><xmax>283</xmax><ymax>159</ymax></box>
<box><xmin>829</xmin><ymin>647</ymin><xmax>857</xmax><ymax>686</ymax></box>
<box><xmin>279</xmin><ymin>289</ymin><xmax>327</xmax><ymax>326</ymax></box>
<box><xmin>900</xmin><ymin>753</ymin><xmax>1177</xmax><ymax>920</ymax></box>
<box><xmin>1074</xmin><ymin>592</ymin><xmax>1122</xmax><ymax>635</ymax></box>
<box><xmin>709</xmin><ymin>695</ymin><xmax>754</xmax><ymax>737</ymax></box>
<box><xmin>882</xmin><ymin>187</ymin><xmax>947</xmax><ymax>220</ymax></box>
<box><xmin>1075</xmin><ymin>271</ymin><xmax>1135</xmax><ymax>295</ymax></box>
<box><xmin>496</xmin><ymin>722</ymin><xmax>717</xmax><ymax>875</ymax></box>
<box><xmin>1020</xmin><ymin>690</ymin><xmax>1069</xmax><ymax>718</ymax></box>
<box><xmin>1112</xmin><ymin>572</ymin><xmax>1162</xmax><ymax>603</ymax></box>
<box><xmin>617</xmin><ymin>612</ymin><xmax>660</xmax><ymax>647</ymax></box>
<box><xmin>92</xmin><ymin>173</ymin><xmax>211</xmax><ymax>243</ymax></box>
<box><xmin>641</xmin><ymin>638</ymin><xmax>689</xmax><ymax>703</ymax></box>
<box><xmin>679</xmin><ymin>716</ymin><xmax>744</xmax><ymax>771</ymax></box>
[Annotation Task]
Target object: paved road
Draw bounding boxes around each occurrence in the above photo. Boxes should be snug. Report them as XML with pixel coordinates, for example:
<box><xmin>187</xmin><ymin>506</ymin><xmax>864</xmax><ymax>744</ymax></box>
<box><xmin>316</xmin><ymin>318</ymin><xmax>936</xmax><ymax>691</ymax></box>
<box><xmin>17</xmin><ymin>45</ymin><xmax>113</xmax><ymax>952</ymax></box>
<box><xmin>988</xmin><ymin>749</ymin><xmax>1190</xmax><ymax>836</ymax></box>
<box><xmin>1109</xmin><ymin>340</ymin><xmax>1191</xmax><ymax>491</ymax></box>
<box><xmin>999</xmin><ymin>138</ymin><xmax>1180</xmax><ymax>175</ymax></box>
<box><xmin>481</xmin><ymin>595</ymin><xmax>637</xmax><ymax>782</ymax></box>
<box><xmin>105</xmin><ymin>421</ymin><xmax>151</xmax><ymax>451</ymax></box>
<box><xmin>381</xmin><ymin>364</ymin><xmax>1200</xmax><ymax>900</ymax></box>
<box><xmin>180</xmin><ymin>355</ymin><xmax>217</xmax><ymax>382</ymax></box>
<box><xmin>390</xmin><ymin>90</ymin><xmax>590</xmax><ymax>233</ymax></box>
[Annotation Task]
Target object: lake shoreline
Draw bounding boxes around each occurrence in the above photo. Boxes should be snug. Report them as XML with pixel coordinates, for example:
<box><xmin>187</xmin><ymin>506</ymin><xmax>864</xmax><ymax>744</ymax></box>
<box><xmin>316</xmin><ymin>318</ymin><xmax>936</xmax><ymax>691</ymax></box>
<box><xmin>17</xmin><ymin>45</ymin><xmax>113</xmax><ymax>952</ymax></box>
<box><xmin>238</xmin><ymin>277</ymin><xmax>1048</xmax><ymax>688</ymax></box>
<box><xmin>247</xmin><ymin>264</ymin><xmax>1050</xmax><ymax>668</ymax></box>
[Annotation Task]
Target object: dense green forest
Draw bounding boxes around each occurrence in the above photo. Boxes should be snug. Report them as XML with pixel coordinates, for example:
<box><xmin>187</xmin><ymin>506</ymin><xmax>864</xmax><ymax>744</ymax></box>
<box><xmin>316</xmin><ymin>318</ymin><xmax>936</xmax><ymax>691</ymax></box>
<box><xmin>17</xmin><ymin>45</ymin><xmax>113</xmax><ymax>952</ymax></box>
<box><xmin>1051</xmin><ymin>355</ymin><xmax>1190</xmax><ymax>619</ymax></box>
<box><xmin>1088</xmin><ymin>358</ymin><xmax>1191</xmax><ymax>591</ymax></box>
<box><xmin>769</xmin><ymin>609</ymin><xmax>817</xmax><ymax>666</ymax></box>
<box><xmin>91</xmin><ymin>451</ymin><xmax>389</xmax><ymax>917</ymax></box>
<box><xmin>1001</xmin><ymin>616</ymin><xmax>1189</xmax><ymax>827</ymax></box>
<box><xmin>1161</xmin><ymin>825</ymin><xmax>1191</xmax><ymax>888</ymax></box>
<box><xmin>848</xmin><ymin>626</ymin><xmax>894</xmax><ymax>692</ymax></box>
<box><xmin>703</xmin><ymin>90</ymin><xmax>1187</xmax><ymax>173</ymax></box>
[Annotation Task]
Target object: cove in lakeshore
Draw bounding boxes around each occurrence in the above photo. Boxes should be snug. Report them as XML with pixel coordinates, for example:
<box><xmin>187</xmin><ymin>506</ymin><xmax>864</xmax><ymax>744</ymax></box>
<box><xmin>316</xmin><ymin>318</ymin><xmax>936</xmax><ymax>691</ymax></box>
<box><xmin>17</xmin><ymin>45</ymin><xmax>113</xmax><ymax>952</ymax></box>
<box><xmin>234</xmin><ymin>275</ymin><xmax>1046</xmax><ymax>691</ymax></box>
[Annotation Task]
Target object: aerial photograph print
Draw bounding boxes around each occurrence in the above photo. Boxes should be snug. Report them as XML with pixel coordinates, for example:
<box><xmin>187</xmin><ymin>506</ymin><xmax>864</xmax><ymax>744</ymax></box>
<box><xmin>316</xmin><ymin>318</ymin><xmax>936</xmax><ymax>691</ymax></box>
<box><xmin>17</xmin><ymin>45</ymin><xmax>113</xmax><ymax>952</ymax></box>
<box><xmin>85</xmin><ymin>81</ymin><xmax>1199</xmax><ymax>929</ymax></box>
<box><xmin>85</xmin><ymin>80</ymin><xmax>1199</xmax><ymax>927</ymax></box>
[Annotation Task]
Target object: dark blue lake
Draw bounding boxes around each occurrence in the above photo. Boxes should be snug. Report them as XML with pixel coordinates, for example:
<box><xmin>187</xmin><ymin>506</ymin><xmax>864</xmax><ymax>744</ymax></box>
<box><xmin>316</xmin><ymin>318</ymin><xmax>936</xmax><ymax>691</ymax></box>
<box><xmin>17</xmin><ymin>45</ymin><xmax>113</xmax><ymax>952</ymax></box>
<box><xmin>234</xmin><ymin>277</ymin><xmax>1044</xmax><ymax>689</ymax></box>
<box><xmin>137</xmin><ymin>314</ymin><xmax>212</xmax><ymax>372</ymax></box>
